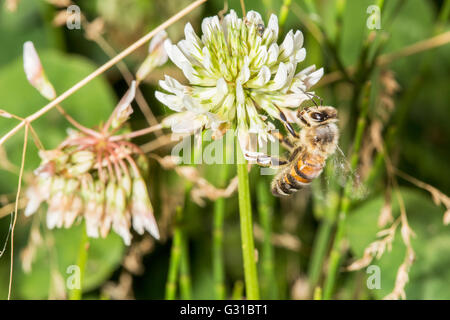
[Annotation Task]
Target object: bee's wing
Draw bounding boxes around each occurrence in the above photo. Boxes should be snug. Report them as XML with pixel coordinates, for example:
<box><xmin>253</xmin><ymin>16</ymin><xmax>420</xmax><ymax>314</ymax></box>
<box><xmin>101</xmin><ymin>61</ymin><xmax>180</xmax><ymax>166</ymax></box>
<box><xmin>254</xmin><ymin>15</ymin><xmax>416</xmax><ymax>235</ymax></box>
<box><xmin>329</xmin><ymin>147</ymin><xmax>368</xmax><ymax>200</ymax></box>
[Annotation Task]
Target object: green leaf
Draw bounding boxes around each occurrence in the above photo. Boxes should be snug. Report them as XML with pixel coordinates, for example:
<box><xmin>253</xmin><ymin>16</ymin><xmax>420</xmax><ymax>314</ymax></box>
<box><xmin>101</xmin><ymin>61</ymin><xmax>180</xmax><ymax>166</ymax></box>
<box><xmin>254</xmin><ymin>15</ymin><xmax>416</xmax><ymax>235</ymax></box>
<box><xmin>0</xmin><ymin>1</ymin><xmax>62</xmax><ymax>67</ymax></box>
<box><xmin>15</xmin><ymin>224</ymin><xmax>125</xmax><ymax>299</ymax></box>
<box><xmin>382</xmin><ymin>0</ymin><xmax>434</xmax><ymax>78</ymax></box>
<box><xmin>335</xmin><ymin>0</ymin><xmax>374</xmax><ymax>66</ymax></box>
<box><xmin>346</xmin><ymin>188</ymin><xmax>450</xmax><ymax>299</ymax></box>
<box><xmin>383</xmin><ymin>0</ymin><xmax>434</xmax><ymax>52</ymax></box>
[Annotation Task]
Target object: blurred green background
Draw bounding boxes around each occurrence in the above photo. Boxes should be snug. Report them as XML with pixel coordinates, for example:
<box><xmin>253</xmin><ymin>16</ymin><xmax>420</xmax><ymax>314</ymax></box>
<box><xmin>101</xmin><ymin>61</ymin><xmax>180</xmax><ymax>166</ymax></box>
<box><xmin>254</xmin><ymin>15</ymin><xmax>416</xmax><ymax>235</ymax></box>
<box><xmin>0</xmin><ymin>0</ymin><xmax>449</xmax><ymax>300</ymax></box>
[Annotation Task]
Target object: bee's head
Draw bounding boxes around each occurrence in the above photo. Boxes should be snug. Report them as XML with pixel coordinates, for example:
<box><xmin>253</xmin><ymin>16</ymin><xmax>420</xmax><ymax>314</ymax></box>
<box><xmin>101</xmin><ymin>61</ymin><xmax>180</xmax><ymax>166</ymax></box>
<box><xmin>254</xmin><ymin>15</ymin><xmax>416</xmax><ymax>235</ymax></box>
<box><xmin>297</xmin><ymin>106</ymin><xmax>338</xmax><ymax>127</ymax></box>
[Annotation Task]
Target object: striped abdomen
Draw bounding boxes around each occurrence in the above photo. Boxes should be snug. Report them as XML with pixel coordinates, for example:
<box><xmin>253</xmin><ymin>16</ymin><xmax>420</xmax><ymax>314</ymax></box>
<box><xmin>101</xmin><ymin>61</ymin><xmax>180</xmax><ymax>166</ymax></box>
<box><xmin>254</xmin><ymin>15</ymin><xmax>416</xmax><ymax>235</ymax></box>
<box><xmin>271</xmin><ymin>154</ymin><xmax>325</xmax><ymax>196</ymax></box>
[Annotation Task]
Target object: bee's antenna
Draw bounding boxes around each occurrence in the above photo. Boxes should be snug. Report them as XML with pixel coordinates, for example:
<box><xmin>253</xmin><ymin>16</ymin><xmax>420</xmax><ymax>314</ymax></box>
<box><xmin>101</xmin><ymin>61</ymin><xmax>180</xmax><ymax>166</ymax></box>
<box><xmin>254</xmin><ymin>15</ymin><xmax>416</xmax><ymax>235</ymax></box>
<box><xmin>310</xmin><ymin>92</ymin><xmax>323</xmax><ymax>106</ymax></box>
<box><xmin>300</xmin><ymin>89</ymin><xmax>323</xmax><ymax>107</ymax></box>
<box><xmin>308</xmin><ymin>93</ymin><xmax>319</xmax><ymax>107</ymax></box>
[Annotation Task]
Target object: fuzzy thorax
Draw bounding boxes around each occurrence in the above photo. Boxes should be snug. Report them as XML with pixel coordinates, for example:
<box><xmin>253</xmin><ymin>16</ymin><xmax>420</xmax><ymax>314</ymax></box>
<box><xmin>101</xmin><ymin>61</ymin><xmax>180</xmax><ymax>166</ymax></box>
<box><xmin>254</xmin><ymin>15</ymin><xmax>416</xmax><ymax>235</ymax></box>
<box><xmin>298</xmin><ymin>105</ymin><xmax>339</xmax><ymax>158</ymax></box>
<box><xmin>300</xmin><ymin>122</ymin><xmax>339</xmax><ymax>158</ymax></box>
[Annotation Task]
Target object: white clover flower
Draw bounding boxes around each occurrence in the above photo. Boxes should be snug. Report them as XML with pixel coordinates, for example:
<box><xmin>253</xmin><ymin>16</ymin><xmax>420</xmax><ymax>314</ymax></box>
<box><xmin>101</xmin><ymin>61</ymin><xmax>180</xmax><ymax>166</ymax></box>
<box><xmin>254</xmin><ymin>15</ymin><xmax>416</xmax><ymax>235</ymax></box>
<box><xmin>156</xmin><ymin>10</ymin><xmax>324</xmax><ymax>152</ymax></box>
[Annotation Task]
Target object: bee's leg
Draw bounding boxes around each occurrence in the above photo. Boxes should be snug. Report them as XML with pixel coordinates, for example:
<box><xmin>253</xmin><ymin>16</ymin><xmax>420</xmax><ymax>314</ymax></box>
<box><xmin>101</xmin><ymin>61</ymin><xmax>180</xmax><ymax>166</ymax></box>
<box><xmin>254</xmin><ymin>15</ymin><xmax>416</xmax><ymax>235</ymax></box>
<box><xmin>256</xmin><ymin>101</ymin><xmax>298</xmax><ymax>139</ymax></box>
<box><xmin>257</xmin><ymin>156</ymin><xmax>288</xmax><ymax>168</ymax></box>
<box><xmin>271</xmin><ymin>131</ymin><xmax>295</xmax><ymax>152</ymax></box>
<box><xmin>245</xmin><ymin>152</ymin><xmax>288</xmax><ymax>168</ymax></box>
<box><xmin>277</xmin><ymin>107</ymin><xmax>299</xmax><ymax>139</ymax></box>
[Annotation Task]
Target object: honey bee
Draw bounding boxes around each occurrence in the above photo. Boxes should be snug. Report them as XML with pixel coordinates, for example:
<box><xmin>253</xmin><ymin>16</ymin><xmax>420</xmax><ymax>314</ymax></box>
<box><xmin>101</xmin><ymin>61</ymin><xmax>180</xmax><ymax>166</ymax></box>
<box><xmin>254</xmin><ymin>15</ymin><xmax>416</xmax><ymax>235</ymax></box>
<box><xmin>246</xmin><ymin>106</ymin><xmax>339</xmax><ymax>196</ymax></box>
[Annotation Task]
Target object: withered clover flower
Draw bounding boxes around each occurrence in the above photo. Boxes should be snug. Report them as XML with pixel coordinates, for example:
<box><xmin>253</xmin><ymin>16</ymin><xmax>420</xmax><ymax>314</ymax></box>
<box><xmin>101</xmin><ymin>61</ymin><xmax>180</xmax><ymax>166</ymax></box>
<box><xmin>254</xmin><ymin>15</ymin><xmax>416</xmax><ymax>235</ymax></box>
<box><xmin>156</xmin><ymin>10</ymin><xmax>324</xmax><ymax>152</ymax></box>
<box><xmin>25</xmin><ymin>83</ymin><xmax>160</xmax><ymax>245</ymax></box>
<box><xmin>22</xmin><ymin>35</ymin><xmax>169</xmax><ymax>245</ymax></box>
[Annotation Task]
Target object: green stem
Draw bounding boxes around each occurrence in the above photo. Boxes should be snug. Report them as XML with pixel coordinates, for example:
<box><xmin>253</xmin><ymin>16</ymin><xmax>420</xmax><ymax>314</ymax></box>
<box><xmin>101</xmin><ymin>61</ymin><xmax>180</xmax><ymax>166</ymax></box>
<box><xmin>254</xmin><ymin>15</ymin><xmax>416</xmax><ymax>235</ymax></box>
<box><xmin>308</xmin><ymin>161</ymin><xmax>340</xmax><ymax>290</ymax></box>
<box><xmin>334</xmin><ymin>0</ymin><xmax>346</xmax><ymax>51</ymax></box>
<box><xmin>313</xmin><ymin>287</ymin><xmax>323</xmax><ymax>300</ymax></box>
<box><xmin>322</xmin><ymin>193</ymin><xmax>349</xmax><ymax>300</ymax></box>
<box><xmin>212</xmin><ymin>164</ymin><xmax>230</xmax><ymax>299</ymax></box>
<box><xmin>304</xmin><ymin>0</ymin><xmax>318</xmax><ymax>15</ymax></box>
<box><xmin>438</xmin><ymin>0</ymin><xmax>450</xmax><ymax>27</ymax></box>
<box><xmin>262</xmin><ymin>0</ymin><xmax>274</xmax><ymax>16</ymax></box>
<box><xmin>323</xmin><ymin>83</ymin><xmax>371</xmax><ymax>299</ymax></box>
<box><xmin>305</xmin><ymin>0</ymin><xmax>352</xmax><ymax>83</ymax></box>
<box><xmin>231</xmin><ymin>280</ymin><xmax>245</xmax><ymax>300</ymax></box>
<box><xmin>307</xmin><ymin>217</ymin><xmax>334</xmax><ymax>290</ymax></box>
<box><xmin>236</xmin><ymin>138</ymin><xmax>260</xmax><ymax>300</ymax></box>
<box><xmin>69</xmin><ymin>225</ymin><xmax>89</xmax><ymax>300</ymax></box>
<box><xmin>165</xmin><ymin>206</ymin><xmax>183</xmax><ymax>300</ymax></box>
<box><xmin>257</xmin><ymin>179</ymin><xmax>278</xmax><ymax>299</ymax></box>
<box><xmin>179</xmin><ymin>235</ymin><xmax>192</xmax><ymax>299</ymax></box>
<box><xmin>279</xmin><ymin>0</ymin><xmax>292</xmax><ymax>30</ymax></box>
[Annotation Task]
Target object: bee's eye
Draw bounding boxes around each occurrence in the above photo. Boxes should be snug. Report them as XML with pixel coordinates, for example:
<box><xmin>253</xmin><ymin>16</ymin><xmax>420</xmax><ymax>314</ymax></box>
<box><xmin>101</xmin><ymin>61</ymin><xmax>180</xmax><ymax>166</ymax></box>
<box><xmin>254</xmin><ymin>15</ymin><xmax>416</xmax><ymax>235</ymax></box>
<box><xmin>311</xmin><ymin>112</ymin><xmax>326</xmax><ymax>121</ymax></box>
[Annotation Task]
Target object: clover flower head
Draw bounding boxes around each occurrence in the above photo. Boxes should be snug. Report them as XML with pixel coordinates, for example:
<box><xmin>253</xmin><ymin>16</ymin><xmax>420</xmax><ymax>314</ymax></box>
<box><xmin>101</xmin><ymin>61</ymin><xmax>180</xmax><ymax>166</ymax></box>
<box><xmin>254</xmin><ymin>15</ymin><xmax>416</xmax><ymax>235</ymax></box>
<box><xmin>24</xmin><ymin>87</ymin><xmax>160</xmax><ymax>245</ymax></box>
<box><xmin>156</xmin><ymin>10</ymin><xmax>324</xmax><ymax>152</ymax></box>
